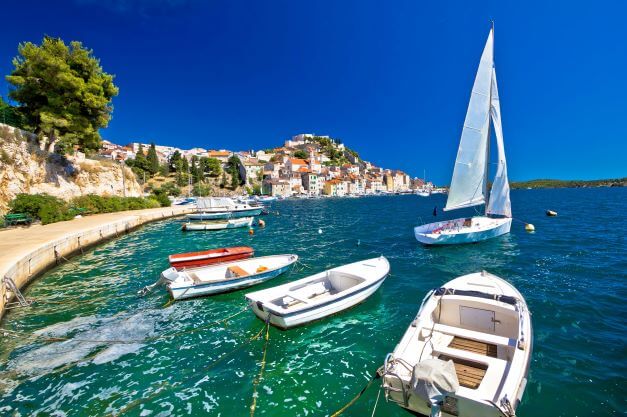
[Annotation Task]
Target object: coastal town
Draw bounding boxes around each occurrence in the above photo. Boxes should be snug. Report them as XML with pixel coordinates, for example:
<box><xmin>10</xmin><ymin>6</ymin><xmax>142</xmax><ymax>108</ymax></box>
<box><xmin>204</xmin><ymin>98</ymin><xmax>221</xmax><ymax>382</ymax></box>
<box><xmin>98</xmin><ymin>133</ymin><xmax>434</xmax><ymax>197</ymax></box>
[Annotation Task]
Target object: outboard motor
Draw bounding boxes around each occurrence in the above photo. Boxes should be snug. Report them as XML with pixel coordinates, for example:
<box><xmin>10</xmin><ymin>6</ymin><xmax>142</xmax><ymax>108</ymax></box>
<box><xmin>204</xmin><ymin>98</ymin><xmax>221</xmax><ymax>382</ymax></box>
<box><xmin>410</xmin><ymin>358</ymin><xmax>459</xmax><ymax>417</ymax></box>
<box><xmin>138</xmin><ymin>268</ymin><xmax>180</xmax><ymax>297</ymax></box>
<box><xmin>160</xmin><ymin>267</ymin><xmax>180</xmax><ymax>284</ymax></box>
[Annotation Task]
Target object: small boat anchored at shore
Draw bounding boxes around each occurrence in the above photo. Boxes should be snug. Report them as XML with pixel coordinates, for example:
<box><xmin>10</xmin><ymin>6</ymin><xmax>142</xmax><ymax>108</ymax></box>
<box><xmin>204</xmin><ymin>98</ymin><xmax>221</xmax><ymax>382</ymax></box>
<box><xmin>245</xmin><ymin>256</ymin><xmax>390</xmax><ymax>329</ymax></box>
<box><xmin>168</xmin><ymin>246</ymin><xmax>254</xmax><ymax>269</ymax></box>
<box><xmin>380</xmin><ymin>270</ymin><xmax>532</xmax><ymax>417</ymax></box>
<box><xmin>160</xmin><ymin>255</ymin><xmax>298</xmax><ymax>300</ymax></box>
<box><xmin>181</xmin><ymin>217</ymin><xmax>253</xmax><ymax>231</ymax></box>
<box><xmin>187</xmin><ymin>197</ymin><xmax>262</xmax><ymax>220</ymax></box>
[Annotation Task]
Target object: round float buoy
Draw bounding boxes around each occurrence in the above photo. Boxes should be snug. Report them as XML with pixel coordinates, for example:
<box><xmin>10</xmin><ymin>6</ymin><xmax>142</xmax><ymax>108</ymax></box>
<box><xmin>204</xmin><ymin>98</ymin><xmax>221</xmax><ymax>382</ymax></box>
<box><xmin>249</xmin><ymin>228</ymin><xmax>254</xmax><ymax>235</ymax></box>
<box><xmin>546</xmin><ymin>210</ymin><xmax>557</xmax><ymax>217</ymax></box>
<box><xmin>258</xmin><ymin>219</ymin><xmax>265</xmax><ymax>228</ymax></box>
<box><xmin>318</xmin><ymin>228</ymin><xmax>323</xmax><ymax>234</ymax></box>
<box><xmin>525</xmin><ymin>223</ymin><xmax>535</xmax><ymax>232</ymax></box>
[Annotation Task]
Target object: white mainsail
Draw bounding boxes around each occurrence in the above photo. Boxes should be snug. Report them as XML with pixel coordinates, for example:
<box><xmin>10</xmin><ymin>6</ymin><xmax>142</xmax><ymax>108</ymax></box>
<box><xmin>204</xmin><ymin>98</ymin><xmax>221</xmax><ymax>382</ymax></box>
<box><xmin>444</xmin><ymin>29</ymin><xmax>494</xmax><ymax>211</ymax></box>
<box><xmin>486</xmin><ymin>68</ymin><xmax>512</xmax><ymax>218</ymax></box>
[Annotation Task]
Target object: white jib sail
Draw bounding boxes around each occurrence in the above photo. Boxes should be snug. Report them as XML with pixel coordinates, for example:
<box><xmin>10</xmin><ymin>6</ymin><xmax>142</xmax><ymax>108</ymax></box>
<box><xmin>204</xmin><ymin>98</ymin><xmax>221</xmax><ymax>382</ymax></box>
<box><xmin>486</xmin><ymin>68</ymin><xmax>512</xmax><ymax>218</ymax></box>
<box><xmin>444</xmin><ymin>29</ymin><xmax>494</xmax><ymax>212</ymax></box>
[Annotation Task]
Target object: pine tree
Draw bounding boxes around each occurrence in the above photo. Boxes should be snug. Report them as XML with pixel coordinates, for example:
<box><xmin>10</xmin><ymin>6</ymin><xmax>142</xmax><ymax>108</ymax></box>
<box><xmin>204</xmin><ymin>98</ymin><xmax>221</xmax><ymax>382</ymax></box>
<box><xmin>6</xmin><ymin>36</ymin><xmax>118</xmax><ymax>153</ymax></box>
<box><xmin>146</xmin><ymin>143</ymin><xmax>159</xmax><ymax>175</ymax></box>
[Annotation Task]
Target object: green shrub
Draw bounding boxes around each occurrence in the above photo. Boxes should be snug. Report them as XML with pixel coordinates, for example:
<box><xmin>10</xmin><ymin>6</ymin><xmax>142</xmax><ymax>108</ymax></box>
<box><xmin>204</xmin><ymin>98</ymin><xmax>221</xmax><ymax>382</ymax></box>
<box><xmin>9</xmin><ymin>193</ymin><xmax>72</xmax><ymax>224</ymax></box>
<box><xmin>151</xmin><ymin>190</ymin><xmax>171</xmax><ymax>207</ymax></box>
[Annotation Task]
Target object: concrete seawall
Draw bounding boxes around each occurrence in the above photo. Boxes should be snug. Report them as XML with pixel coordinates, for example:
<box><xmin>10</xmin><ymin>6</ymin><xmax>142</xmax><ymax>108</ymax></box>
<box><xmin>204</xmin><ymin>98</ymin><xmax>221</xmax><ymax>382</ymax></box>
<box><xmin>0</xmin><ymin>206</ymin><xmax>195</xmax><ymax>321</ymax></box>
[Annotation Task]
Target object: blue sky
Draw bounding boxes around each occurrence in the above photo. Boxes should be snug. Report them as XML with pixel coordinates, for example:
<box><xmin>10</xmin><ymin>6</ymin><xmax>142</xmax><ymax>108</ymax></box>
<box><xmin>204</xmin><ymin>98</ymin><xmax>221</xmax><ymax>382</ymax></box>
<box><xmin>1</xmin><ymin>0</ymin><xmax>625</xmax><ymax>183</ymax></box>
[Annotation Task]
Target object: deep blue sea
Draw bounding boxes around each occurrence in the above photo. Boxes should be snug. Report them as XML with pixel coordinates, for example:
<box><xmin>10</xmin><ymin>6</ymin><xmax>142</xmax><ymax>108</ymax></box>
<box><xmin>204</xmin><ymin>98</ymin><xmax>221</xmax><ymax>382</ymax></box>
<box><xmin>0</xmin><ymin>188</ymin><xmax>625</xmax><ymax>416</ymax></box>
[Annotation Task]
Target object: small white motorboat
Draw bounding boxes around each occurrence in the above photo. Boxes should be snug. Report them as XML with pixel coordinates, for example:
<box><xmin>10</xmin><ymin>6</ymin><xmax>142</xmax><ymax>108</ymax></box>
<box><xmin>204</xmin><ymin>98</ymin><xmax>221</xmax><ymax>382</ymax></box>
<box><xmin>381</xmin><ymin>271</ymin><xmax>532</xmax><ymax>417</ymax></box>
<box><xmin>187</xmin><ymin>197</ymin><xmax>263</xmax><ymax>220</ymax></box>
<box><xmin>182</xmin><ymin>217</ymin><xmax>253</xmax><ymax>231</ymax></box>
<box><xmin>245</xmin><ymin>256</ymin><xmax>390</xmax><ymax>329</ymax></box>
<box><xmin>160</xmin><ymin>254</ymin><xmax>298</xmax><ymax>300</ymax></box>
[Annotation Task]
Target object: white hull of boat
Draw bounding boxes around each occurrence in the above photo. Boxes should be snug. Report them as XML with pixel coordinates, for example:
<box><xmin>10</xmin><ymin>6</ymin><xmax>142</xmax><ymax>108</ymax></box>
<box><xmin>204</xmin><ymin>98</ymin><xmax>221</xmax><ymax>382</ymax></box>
<box><xmin>414</xmin><ymin>216</ymin><xmax>511</xmax><ymax>245</ymax></box>
<box><xmin>161</xmin><ymin>255</ymin><xmax>298</xmax><ymax>300</ymax></box>
<box><xmin>381</xmin><ymin>271</ymin><xmax>532</xmax><ymax>417</ymax></box>
<box><xmin>182</xmin><ymin>217</ymin><xmax>253</xmax><ymax>231</ymax></box>
<box><xmin>187</xmin><ymin>207</ymin><xmax>262</xmax><ymax>220</ymax></box>
<box><xmin>246</xmin><ymin>257</ymin><xmax>390</xmax><ymax>329</ymax></box>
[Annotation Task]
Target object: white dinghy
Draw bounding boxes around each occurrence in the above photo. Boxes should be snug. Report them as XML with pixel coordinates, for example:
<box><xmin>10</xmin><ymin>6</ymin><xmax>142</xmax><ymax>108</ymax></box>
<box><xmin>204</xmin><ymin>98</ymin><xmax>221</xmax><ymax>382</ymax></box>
<box><xmin>415</xmin><ymin>26</ymin><xmax>512</xmax><ymax>245</ymax></box>
<box><xmin>187</xmin><ymin>197</ymin><xmax>262</xmax><ymax>220</ymax></box>
<box><xmin>182</xmin><ymin>217</ymin><xmax>253</xmax><ymax>231</ymax></box>
<box><xmin>160</xmin><ymin>255</ymin><xmax>298</xmax><ymax>300</ymax></box>
<box><xmin>381</xmin><ymin>271</ymin><xmax>532</xmax><ymax>417</ymax></box>
<box><xmin>245</xmin><ymin>257</ymin><xmax>390</xmax><ymax>329</ymax></box>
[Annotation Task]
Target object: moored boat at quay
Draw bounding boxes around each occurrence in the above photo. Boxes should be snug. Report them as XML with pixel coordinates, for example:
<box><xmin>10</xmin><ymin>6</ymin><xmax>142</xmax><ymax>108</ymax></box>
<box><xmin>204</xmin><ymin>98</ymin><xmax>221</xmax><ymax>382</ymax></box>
<box><xmin>187</xmin><ymin>197</ymin><xmax>262</xmax><ymax>220</ymax></box>
<box><xmin>181</xmin><ymin>217</ymin><xmax>253</xmax><ymax>231</ymax></box>
<box><xmin>168</xmin><ymin>246</ymin><xmax>254</xmax><ymax>269</ymax></box>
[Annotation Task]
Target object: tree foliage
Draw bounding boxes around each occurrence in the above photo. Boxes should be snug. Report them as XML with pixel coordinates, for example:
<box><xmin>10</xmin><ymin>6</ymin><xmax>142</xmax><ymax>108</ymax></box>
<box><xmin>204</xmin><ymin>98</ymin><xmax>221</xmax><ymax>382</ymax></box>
<box><xmin>146</xmin><ymin>143</ymin><xmax>159</xmax><ymax>175</ymax></box>
<box><xmin>6</xmin><ymin>36</ymin><xmax>118</xmax><ymax>153</ymax></box>
<box><xmin>293</xmin><ymin>149</ymin><xmax>308</xmax><ymax>159</ymax></box>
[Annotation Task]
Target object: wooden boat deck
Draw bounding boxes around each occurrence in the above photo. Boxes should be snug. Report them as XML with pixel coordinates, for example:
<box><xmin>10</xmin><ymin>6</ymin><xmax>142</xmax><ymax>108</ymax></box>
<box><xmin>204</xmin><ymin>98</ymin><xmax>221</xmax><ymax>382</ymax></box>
<box><xmin>448</xmin><ymin>336</ymin><xmax>497</xmax><ymax>358</ymax></box>
<box><xmin>440</xmin><ymin>354</ymin><xmax>488</xmax><ymax>389</ymax></box>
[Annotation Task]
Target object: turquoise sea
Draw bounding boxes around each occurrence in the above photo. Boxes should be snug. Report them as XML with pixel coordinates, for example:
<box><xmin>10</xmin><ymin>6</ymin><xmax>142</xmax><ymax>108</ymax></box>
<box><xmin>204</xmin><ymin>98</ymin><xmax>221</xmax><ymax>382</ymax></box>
<box><xmin>0</xmin><ymin>188</ymin><xmax>625</xmax><ymax>416</ymax></box>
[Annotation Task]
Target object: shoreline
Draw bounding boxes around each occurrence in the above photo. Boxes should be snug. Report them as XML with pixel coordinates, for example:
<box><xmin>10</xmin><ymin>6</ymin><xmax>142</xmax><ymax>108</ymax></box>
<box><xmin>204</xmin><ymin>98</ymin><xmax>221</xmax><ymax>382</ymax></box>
<box><xmin>0</xmin><ymin>206</ymin><xmax>195</xmax><ymax>321</ymax></box>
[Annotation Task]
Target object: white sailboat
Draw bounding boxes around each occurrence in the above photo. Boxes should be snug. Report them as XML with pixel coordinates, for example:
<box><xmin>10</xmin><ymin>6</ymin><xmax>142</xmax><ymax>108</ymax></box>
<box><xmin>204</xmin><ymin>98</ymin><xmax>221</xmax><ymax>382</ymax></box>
<box><xmin>415</xmin><ymin>27</ymin><xmax>512</xmax><ymax>245</ymax></box>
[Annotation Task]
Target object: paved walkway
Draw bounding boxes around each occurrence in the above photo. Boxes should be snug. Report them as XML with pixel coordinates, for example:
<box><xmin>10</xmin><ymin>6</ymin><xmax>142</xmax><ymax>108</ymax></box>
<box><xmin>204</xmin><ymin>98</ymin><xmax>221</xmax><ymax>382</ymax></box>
<box><xmin>0</xmin><ymin>205</ymin><xmax>194</xmax><ymax>319</ymax></box>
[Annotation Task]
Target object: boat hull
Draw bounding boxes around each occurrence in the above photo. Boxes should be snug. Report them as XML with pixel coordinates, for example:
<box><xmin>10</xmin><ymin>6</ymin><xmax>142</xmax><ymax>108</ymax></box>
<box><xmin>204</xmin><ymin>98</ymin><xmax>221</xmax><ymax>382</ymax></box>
<box><xmin>182</xmin><ymin>217</ymin><xmax>253</xmax><ymax>231</ymax></box>
<box><xmin>168</xmin><ymin>264</ymin><xmax>293</xmax><ymax>299</ymax></box>
<box><xmin>249</xmin><ymin>274</ymin><xmax>387</xmax><ymax>329</ymax></box>
<box><xmin>246</xmin><ymin>257</ymin><xmax>390</xmax><ymax>329</ymax></box>
<box><xmin>165</xmin><ymin>255</ymin><xmax>298</xmax><ymax>300</ymax></box>
<box><xmin>414</xmin><ymin>216</ymin><xmax>511</xmax><ymax>245</ymax></box>
<box><xmin>381</xmin><ymin>271</ymin><xmax>532</xmax><ymax>417</ymax></box>
<box><xmin>187</xmin><ymin>207</ymin><xmax>262</xmax><ymax>220</ymax></box>
<box><xmin>168</xmin><ymin>247</ymin><xmax>254</xmax><ymax>269</ymax></box>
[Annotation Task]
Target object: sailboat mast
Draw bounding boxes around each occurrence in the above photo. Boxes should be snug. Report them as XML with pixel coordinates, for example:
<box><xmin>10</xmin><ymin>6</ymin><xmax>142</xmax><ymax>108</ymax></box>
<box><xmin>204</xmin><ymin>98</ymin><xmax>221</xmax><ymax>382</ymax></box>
<box><xmin>484</xmin><ymin>22</ymin><xmax>494</xmax><ymax>215</ymax></box>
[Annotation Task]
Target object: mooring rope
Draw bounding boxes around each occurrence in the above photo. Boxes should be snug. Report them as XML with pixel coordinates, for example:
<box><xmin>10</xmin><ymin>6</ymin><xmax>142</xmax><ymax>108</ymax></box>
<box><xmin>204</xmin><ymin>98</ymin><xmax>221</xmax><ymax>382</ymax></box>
<box><xmin>249</xmin><ymin>315</ymin><xmax>271</xmax><ymax>417</ymax></box>
<box><xmin>329</xmin><ymin>370</ymin><xmax>379</xmax><ymax>417</ymax></box>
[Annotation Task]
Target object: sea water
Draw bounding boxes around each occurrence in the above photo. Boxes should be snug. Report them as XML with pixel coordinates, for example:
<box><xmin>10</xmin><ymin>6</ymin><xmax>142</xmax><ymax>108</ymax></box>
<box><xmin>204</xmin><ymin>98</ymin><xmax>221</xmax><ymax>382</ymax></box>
<box><xmin>0</xmin><ymin>187</ymin><xmax>624</xmax><ymax>416</ymax></box>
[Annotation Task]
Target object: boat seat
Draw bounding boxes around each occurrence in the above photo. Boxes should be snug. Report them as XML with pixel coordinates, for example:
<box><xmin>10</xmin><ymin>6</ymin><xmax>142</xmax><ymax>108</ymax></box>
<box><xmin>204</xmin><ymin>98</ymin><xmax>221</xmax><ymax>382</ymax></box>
<box><xmin>188</xmin><ymin>272</ymin><xmax>203</xmax><ymax>284</ymax></box>
<box><xmin>226</xmin><ymin>266</ymin><xmax>249</xmax><ymax>278</ymax></box>
<box><xmin>431</xmin><ymin>323</ymin><xmax>516</xmax><ymax>347</ymax></box>
<box><xmin>434</xmin><ymin>345</ymin><xmax>508</xmax><ymax>395</ymax></box>
<box><xmin>286</xmin><ymin>292</ymin><xmax>310</xmax><ymax>304</ymax></box>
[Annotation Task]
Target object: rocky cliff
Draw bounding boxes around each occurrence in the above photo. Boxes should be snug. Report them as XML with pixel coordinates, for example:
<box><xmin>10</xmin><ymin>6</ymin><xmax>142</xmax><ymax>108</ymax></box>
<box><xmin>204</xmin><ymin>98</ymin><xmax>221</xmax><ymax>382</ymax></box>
<box><xmin>0</xmin><ymin>123</ymin><xmax>142</xmax><ymax>214</ymax></box>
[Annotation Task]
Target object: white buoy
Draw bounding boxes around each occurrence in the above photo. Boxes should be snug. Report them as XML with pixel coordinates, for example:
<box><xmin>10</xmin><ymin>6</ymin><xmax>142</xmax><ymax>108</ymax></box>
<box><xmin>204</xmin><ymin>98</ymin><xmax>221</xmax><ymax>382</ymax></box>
<box><xmin>525</xmin><ymin>223</ymin><xmax>535</xmax><ymax>232</ymax></box>
<box><xmin>318</xmin><ymin>228</ymin><xmax>322</xmax><ymax>234</ymax></box>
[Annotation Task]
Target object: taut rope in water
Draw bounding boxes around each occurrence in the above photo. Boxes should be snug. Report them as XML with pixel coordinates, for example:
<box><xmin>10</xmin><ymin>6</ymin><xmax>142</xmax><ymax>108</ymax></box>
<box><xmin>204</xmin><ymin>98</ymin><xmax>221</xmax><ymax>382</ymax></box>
<box><xmin>329</xmin><ymin>369</ymin><xmax>380</xmax><ymax>417</ymax></box>
<box><xmin>249</xmin><ymin>315</ymin><xmax>271</xmax><ymax>417</ymax></box>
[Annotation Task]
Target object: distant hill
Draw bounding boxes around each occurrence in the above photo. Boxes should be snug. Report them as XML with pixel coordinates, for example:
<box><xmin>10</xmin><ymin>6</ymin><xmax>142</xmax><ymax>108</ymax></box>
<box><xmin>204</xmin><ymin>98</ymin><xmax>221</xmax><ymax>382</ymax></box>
<box><xmin>510</xmin><ymin>178</ymin><xmax>626</xmax><ymax>189</ymax></box>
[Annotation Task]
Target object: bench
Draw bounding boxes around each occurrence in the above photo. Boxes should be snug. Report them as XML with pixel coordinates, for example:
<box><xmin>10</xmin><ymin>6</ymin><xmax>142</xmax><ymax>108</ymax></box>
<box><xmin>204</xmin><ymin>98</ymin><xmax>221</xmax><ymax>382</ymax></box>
<box><xmin>69</xmin><ymin>207</ymin><xmax>91</xmax><ymax>216</ymax></box>
<box><xmin>431</xmin><ymin>323</ymin><xmax>517</xmax><ymax>347</ymax></box>
<box><xmin>3</xmin><ymin>213</ymin><xmax>33</xmax><ymax>227</ymax></box>
<box><xmin>226</xmin><ymin>265</ymin><xmax>249</xmax><ymax>278</ymax></box>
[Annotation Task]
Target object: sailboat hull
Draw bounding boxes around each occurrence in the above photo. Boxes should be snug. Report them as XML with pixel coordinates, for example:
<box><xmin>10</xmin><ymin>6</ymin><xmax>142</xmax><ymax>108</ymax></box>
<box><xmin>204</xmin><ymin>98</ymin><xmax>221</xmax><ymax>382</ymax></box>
<box><xmin>414</xmin><ymin>216</ymin><xmax>511</xmax><ymax>245</ymax></box>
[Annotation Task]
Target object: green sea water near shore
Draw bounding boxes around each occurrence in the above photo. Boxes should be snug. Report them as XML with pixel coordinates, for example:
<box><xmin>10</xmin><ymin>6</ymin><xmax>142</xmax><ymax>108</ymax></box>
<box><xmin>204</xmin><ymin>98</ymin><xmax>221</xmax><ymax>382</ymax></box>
<box><xmin>0</xmin><ymin>188</ymin><xmax>624</xmax><ymax>416</ymax></box>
